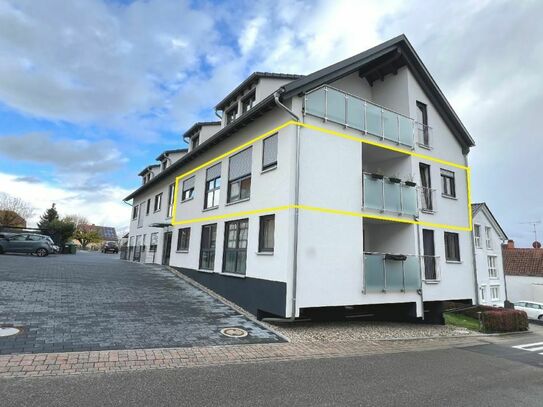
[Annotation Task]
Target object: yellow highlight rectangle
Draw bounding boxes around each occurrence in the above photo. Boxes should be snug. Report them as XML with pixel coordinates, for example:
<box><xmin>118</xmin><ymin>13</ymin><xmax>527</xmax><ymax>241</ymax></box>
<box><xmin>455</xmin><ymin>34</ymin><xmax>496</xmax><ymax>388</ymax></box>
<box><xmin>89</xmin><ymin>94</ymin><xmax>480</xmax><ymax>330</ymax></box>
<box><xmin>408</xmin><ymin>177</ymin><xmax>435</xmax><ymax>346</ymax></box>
<box><xmin>171</xmin><ymin>120</ymin><xmax>472</xmax><ymax>232</ymax></box>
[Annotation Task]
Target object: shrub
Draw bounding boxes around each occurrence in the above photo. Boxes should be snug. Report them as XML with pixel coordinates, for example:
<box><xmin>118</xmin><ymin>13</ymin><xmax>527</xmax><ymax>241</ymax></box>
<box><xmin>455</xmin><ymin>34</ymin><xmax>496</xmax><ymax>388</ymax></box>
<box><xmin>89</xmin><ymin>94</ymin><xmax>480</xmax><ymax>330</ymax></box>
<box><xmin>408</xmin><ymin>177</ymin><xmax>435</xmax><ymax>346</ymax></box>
<box><xmin>481</xmin><ymin>309</ymin><xmax>528</xmax><ymax>333</ymax></box>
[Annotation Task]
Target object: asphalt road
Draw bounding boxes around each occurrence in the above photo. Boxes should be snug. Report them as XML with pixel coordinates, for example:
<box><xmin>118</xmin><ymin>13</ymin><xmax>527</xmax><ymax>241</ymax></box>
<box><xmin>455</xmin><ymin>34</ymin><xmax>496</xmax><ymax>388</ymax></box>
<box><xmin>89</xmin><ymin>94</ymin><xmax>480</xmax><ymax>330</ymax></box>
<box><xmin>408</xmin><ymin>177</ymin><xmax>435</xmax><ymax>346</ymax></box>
<box><xmin>2</xmin><ymin>345</ymin><xmax>542</xmax><ymax>407</ymax></box>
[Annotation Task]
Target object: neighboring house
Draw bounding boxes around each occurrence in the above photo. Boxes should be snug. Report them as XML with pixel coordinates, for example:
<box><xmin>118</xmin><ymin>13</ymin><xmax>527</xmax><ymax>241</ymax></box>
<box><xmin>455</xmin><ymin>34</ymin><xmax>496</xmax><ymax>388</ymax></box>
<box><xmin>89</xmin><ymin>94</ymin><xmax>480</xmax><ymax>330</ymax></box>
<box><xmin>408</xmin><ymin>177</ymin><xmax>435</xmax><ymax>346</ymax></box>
<box><xmin>124</xmin><ymin>35</ymin><xmax>477</xmax><ymax>320</ymax></box>
<box><xmin>471</xmin><ymin>203</ymin><xmax>508</xmax><ymax>306</ymax></box>
<box><xmin>0</xmin><ymin>210</ymin><xmax>27</xmax><ymax>227</ymax></box>
<box><xmin>81</xmin><ymin>225</ymin><xmax>119</xmax><ymax>250</ymax></box>
<box><xmin>503</xmin><ymin>240</ymin><xmax>543</xmax><ymax>303</ymax></box>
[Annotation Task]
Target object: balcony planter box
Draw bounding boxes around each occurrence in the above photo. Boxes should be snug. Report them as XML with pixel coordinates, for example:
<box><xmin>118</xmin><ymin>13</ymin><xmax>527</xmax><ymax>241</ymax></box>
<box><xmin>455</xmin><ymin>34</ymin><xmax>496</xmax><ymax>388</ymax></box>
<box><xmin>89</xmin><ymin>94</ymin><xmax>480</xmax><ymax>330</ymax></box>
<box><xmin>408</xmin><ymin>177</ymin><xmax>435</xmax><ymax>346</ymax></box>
<box><xmin>405</xmin><ymin>181</ymin><xmax>417</xmax><ymax>187</ymax></box>
<box><xmin>371</xmin><ymin>173</ymin><xmax>384</xmax><ymax>180</ymax></box>
<box><xmin>389</xmin><ymin>177</ymin><xmax>401</xmax><ymax>184</ymax></box>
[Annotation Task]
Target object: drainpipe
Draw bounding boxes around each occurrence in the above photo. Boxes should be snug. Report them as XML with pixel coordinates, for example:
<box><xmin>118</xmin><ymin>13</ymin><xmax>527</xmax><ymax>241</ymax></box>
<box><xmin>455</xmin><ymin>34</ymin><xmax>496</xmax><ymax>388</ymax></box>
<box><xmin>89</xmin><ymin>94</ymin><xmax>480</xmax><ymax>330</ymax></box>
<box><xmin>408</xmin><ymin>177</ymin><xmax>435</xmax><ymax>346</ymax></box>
<box><xmin>274</xmin><ymin>90</ymin><xmax>301</xmax><ymax>321</ymax></box>
<box><xmin>215</xmin><ymin>109</ymin><xmax>223</xmax><ymax>120</ymax></box>
<box><xmin>416</xmin><ymin>223</ymin><xmax>425</xmax><ymax>320</ymax></box>
<box><xmin>465</xmin><ymin>153</ymin><xmax>479</xmax><ymax>305</ymax></box>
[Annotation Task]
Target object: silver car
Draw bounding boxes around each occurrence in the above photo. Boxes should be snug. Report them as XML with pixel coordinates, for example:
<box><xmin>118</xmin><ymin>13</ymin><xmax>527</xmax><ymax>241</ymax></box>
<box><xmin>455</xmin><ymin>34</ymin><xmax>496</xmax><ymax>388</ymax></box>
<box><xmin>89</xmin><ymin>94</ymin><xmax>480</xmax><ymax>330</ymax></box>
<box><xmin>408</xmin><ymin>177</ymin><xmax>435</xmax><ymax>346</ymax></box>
<box><xmin>0</xmin><ymin>233</ymin><xmax>54</xmax><ymax>257</ymax></box>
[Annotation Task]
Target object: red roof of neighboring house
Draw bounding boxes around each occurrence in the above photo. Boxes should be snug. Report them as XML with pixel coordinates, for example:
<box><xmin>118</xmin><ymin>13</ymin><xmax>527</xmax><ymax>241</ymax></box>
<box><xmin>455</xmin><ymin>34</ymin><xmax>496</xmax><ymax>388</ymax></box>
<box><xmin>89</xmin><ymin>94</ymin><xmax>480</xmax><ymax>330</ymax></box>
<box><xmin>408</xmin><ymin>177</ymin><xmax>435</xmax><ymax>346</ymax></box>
<box><xmin>503</xmin><ymin>243</ymin><xmax>543</xmax><ymax>277</ymax></box>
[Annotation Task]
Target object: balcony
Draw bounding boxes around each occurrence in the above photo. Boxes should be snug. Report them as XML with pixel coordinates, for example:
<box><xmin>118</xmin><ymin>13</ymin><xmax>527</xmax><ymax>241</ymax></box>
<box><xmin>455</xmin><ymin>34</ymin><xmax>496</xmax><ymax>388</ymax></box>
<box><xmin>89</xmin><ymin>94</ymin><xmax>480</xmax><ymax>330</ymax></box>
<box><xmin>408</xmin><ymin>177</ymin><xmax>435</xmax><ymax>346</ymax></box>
<box><xmin>305</xmin><ymin>85</ymin><xmax>417</xmax><ymax>148</ymax></box>
<box><xmin>363</xmin><ymin>252</ymin><xmax>422</xmax><ymax>293</ymax></box>
<box><xmin>362</xmin><ymin>173</ymin><xmax>418</xmax><ymax>217</ymax></box>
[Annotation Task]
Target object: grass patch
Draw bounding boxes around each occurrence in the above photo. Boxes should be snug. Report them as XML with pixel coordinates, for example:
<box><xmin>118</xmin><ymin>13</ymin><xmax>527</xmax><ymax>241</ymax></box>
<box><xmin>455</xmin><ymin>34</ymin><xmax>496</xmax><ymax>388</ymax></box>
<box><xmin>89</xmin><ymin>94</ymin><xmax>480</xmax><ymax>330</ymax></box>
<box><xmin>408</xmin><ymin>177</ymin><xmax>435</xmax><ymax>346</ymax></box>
<box><xmin>443</xmin><ymin>312</ymin><xmax>481</xmax><ymax>332</ymax></box>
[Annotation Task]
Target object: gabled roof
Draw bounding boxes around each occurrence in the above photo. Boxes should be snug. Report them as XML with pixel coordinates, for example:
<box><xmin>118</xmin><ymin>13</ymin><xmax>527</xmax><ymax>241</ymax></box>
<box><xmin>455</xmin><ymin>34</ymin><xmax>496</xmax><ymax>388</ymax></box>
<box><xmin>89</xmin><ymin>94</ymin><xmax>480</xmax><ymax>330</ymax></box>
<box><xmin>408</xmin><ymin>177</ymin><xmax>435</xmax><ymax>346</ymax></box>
<box><xmin>182</xmin><ymin>121</ymin><xmax>221</xmax><ymax>140</ymax></box>
<box><xmin>503</xmin><ymin>247</ymin><xmax>543</xmax><ymax>277</ymax></box>
<box><xmin>215</xmin><ymin>72</ymin><xmax>303</xmax><ymax>111</ymax></box>
<box><xmin>137</xmin><ymin>164</ymin><xmax>160</xmax><ymax>177</ymax></box>
<box><xmin>472</xmin><ymin>202</ymin><xmax>508</xmax><ymax>240</ymax></box>
<box><xmin>281</xmin><ymin>34</ymin><xmax>475</xmax><ymax>152</ymax></box>
<box><xmin>155</xmin><ymin>148</ymin><xmax>188</xmax><ymax>162</ymax></box>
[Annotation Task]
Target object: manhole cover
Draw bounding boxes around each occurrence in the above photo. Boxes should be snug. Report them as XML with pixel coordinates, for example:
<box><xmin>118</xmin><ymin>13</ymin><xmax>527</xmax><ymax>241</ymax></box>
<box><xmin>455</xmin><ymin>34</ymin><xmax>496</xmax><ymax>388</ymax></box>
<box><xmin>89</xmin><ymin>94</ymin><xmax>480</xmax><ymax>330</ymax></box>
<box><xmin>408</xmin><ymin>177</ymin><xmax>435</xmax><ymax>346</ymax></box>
<box><xmin>220</xmin><ymin>327</ymin><xmax>248</xmax><ymax>338</ymax></box>
<box><xmin>0</xmin><ymin>327</ymin><xmax>20</xmax><ymax>337</ymax></box>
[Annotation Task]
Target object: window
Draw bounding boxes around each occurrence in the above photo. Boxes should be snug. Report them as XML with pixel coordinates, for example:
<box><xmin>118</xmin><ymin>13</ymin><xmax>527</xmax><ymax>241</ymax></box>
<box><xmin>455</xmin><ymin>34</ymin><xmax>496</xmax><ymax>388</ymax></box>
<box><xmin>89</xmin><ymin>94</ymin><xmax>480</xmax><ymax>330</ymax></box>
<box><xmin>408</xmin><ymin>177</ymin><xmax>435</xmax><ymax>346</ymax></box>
<box><xmin>228</xmin><ymin>147</ymin><xmax>252</xmax><ymax>203</ymax></box>
<box><xmin>241</xmin><ymin>91</ymin><xmax>256</xmax><ymax>113</ymax></box>
<box><xmin>480</xmin><ymin>285</ymin><xmax>487</xmax><ymax>302</ymax></box>
<box><xmin>223</xmin><ymin>219</ymin><xmax>248</xmax><ymax>275</ymax></box>
<box><xmin>161</xmin><ymin>160</ymin><xmax>167</xmax><ymax>171</ymax></box>
<box><xmin>444</xmin><ymin>232</ymin><xmax>460</xmax><ymax>261</ymax></box>
<box><xmin>259</xmin><ymin>215</ymin><xmax>275</xmax><ymax>253</ymax></box>
<box><xmin>177</xmin><ymin>228</ymin><xmax>190</xmax><ymax>251</ymax></box>
<box><xmin>137</xmin><ymin>203</ymin><xmax>144</xmax><ymax>227</ymax></box>
<box><xmin>154</xmin><ymin>193</ymin><xmax>162</xmax><ymax>212</ymax></box>
<box><xmin>416</xmin><ymin>101</ymin><xmax>429</xmax><ymax>147</ymax></box>
<box><xmin>199</xmin><ymin>224</ymin><xmax>217</xmax><ymax>270</ymax></box>
<box><xmin>149</xmin><ymin>233</ymin><xmax>158</xmax><ymax>252</ymax></box>
<box><xmin>226</xmin><ymin>105</ymin><xmax>237</xmax><ymax>124</ymax></box>
<box><xmin>485</xmin><ymin>226</ymin><xmax>492</xmax><ymax>250</ymax></box>
<box><xmin>419</xmin><ymin>163</ymin><xmax>433</xmax><ymax>211</ymax></box>
<box><xmin>204</xmin><ymin>164</ymin><xmax>221</xmax><ymax>209</ymax></box>
<box><xmin>182</xmin><ymin>176</ymin><xmax>195</xmax><ymax>201</ymax></box>
<box><xmin>146</xmin><ymin>198</ymin><xmax>151</xmax><ymax>215</ymax></box>
<box><xmin>262</xmin><ymin>134</ymin><xmax>278</xmax><ymax>171</ymax></box>
<box><xmin>488</xmin><ymin>255</ymin><xmax>498</xmax><ymax>278</ymax></box>
<box><xmin>167</xmin><ymin>183</ymin><xmax>175</xmax><ymax>218</ymax></box>
<box><xmin>474</xmin><ymin>224</ymin><xmax>481</xmax><ymax>248</ymax></box>
<box><xmin>490</xmin><ymin>286</ymin><xmax>500</xmax><ymax>301</ymax></box>
<box><xmin>191</xmin><ymin>134</ymin><xmax>199</xmax><ymax>150</ymax></box>
<box><xmin>132</xmin><ymin>205</ymin><xmax>138</xmax><ymax>220</ymax></box>
<box><xmin>441</xmin><ymin>169</ymin><xmax>456</xmax><ymax>198</ymax></box>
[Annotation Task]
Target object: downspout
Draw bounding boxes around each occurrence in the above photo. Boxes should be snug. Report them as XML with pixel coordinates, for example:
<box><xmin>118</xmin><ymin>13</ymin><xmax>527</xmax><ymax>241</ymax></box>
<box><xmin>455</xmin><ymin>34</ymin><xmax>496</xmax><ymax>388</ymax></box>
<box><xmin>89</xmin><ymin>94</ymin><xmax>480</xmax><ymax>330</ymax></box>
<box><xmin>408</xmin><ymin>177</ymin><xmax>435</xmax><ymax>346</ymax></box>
<box><xmin>215</xmin><ymin>109</ymin><xmax>223</xmax><ymax>120</ymax></box>
<box><xmin>416</xmin><ymin>223</ymin><xmax>425</xmax><ymax>320</ymax></box>
<box><xmin>274</xmin><ymin>90</ymin><xmax>301</xmax><ymax>320</ymax></box>
<box><xmin>465</xmin><ymin>153</ymin><xmax>479</xmax><ymax>305</ymax></box>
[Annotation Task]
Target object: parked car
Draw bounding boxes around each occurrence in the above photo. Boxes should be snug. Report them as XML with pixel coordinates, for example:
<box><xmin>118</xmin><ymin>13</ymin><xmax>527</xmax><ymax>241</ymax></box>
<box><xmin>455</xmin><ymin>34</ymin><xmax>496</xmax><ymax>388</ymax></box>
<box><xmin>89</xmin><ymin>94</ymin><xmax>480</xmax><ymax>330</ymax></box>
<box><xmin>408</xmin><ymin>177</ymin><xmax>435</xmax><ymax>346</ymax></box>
<box><xmin>514</xmin><ymin>301</ymin><xmax>543</xmax><ymax>320</ymax></box>
<box><xmin>0</xmin><ymin>233</ymin><xmax>54</xmax><ymax>257</ymax></box>
<box><xmin>101</xmin><ymin>241</ymin><xmax>119</xmax><ymax>254</ymax></box>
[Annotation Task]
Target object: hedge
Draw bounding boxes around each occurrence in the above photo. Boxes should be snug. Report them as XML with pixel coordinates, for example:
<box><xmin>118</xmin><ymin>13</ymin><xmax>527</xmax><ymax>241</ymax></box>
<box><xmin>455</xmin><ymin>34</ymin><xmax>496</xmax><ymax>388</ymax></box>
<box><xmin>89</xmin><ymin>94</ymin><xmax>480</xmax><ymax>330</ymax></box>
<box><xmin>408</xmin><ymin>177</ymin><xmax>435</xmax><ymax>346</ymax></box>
<box><xmin>443</xmin><ymin>304</ymin><xmax>528</xmax><ymax>333</ymax></box>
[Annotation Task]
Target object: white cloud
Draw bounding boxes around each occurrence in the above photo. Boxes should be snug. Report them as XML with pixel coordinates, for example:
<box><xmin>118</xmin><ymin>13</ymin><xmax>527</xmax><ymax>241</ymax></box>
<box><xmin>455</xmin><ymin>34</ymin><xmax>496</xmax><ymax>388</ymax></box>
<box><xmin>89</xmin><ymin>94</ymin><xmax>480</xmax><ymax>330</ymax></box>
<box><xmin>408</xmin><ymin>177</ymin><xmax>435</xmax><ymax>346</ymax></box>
<box><xmin>0</xmin><ymin>172</ymin><xmax>131</xmax><ymax>231</ymax></box>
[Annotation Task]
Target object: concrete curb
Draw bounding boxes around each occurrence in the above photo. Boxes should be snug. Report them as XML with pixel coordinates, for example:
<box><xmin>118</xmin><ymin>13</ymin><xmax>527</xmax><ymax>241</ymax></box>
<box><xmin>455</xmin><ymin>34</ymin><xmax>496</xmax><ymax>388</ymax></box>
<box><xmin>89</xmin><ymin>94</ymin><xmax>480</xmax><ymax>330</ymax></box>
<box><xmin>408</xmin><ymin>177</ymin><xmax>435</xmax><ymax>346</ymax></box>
<box><xmin>164</xmin><ymin>266</ymin><xmax>291</xmax><ymax>343</ymax></box>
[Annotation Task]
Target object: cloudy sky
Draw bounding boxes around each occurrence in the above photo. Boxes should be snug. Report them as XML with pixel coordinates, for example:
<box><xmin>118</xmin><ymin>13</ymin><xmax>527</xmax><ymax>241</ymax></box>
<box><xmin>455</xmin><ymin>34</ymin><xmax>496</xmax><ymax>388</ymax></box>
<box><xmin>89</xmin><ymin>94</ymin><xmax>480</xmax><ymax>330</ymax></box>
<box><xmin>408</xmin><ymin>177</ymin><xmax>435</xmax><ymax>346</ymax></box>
<box><xmin>0</xmin><ymin>0</ymin><xmax>541</xmax><ymax>245</ymax></box>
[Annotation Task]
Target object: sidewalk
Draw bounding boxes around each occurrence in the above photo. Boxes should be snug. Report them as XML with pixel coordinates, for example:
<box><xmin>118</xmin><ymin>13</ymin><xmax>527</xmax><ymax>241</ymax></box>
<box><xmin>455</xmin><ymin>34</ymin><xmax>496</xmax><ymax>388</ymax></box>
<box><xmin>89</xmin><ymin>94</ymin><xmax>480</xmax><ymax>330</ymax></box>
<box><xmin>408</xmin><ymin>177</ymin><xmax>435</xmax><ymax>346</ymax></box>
<box><xmin>0</xmin><ymin>336</ymin><xmax>485</xmax><ymax>379</ymax></box>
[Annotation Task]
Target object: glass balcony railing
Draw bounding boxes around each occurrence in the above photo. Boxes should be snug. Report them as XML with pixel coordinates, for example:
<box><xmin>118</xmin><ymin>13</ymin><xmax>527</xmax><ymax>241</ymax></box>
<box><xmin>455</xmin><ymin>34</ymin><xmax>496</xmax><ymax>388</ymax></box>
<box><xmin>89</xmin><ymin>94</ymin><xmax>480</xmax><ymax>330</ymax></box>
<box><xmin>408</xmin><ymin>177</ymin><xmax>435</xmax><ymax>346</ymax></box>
<box><xmin>304</xmin><ymin>85</ymin><xmax>416</xmax><ymax>148</ymax></box>
<box><xmin>363</xmin><ymin>252</ymin><xmax>422</xmax><ymax>293</ymax></box>
<box><xmin>362</xmin><ymin>173</ymin><xmax>418</xmax><ymax>216</ymax></box>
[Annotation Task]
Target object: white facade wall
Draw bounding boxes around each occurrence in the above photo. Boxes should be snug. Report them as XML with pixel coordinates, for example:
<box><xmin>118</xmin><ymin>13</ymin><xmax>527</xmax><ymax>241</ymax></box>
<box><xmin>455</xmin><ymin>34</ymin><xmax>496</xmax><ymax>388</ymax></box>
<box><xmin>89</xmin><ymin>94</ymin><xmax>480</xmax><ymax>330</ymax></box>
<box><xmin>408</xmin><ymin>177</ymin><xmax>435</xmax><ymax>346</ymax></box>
<box><xmin>505</xmin><ymin>276</ymin><xmax>543</xmax><ymax>303</ymax></box>
<box><xmin>198</xmin><ymin>124</ymin><xmax>221</xmax><ymax>145</ymax></box>
<box><xmin>472</xmin><ymin>210</ymin><xmax>507</xmax><ymax>306</ymax></box>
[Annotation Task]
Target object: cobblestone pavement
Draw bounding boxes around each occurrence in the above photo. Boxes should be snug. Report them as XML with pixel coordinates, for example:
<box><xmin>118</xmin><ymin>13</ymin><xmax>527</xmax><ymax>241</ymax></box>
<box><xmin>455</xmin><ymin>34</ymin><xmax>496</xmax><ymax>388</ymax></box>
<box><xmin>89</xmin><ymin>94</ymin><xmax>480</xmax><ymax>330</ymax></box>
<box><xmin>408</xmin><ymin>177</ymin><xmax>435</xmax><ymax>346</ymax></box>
<box><xmin>0</xmin><ymin>336</ymin><xmax>488</xmax><ymax>378</ymax></box>
<box><xmin>0</xmin><ymin>252</ymin><xmax>282</xmax><ymax>355</ymax></box>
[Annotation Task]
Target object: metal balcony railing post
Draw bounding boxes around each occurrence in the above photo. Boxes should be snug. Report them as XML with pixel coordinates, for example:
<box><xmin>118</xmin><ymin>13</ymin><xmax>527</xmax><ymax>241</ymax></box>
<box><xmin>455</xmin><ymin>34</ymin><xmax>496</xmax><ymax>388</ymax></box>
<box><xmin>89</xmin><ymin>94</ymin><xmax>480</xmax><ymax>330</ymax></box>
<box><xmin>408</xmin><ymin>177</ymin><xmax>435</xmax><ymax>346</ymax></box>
<box><xmin>381</xmin><ymin>108</ymin><xmax>384</xmax><ymax>141</ymax></box>
<box><xmin>324</xmin><ymin>87</ymin><xmax>328</xmax><ymax>122</ymax></box>
<box><xmin>397</xmin><ymin>115</ymin><xmax>400</xmax><ymax>145</ymax></box>
<box><xmin>364</xmin><ymin>101</ymin><xmax>367</xmax><ymax>134</ymax></box>
<box><xmin>399</xmin><ymin>182</ymin><xmax>404</xmax><ymax>215</ymax></box>
<box><xmin>401</xmin><ymin>259</ymin><xmax>406</xmax><ymax>292</ymax></box>
<box><xmin>383</xmin><ymin>255</ymin><xmax>387</xmax><ymax>293</ymax></box>
<box><xmin>381</xmin><ymin>178</ymin><xmax>385</xmax><ymax>212</ymax></box>
<box><xmin>344</xmin><ymin>94</ymin><xmax>348</xmax><ymax>127</ymax></box>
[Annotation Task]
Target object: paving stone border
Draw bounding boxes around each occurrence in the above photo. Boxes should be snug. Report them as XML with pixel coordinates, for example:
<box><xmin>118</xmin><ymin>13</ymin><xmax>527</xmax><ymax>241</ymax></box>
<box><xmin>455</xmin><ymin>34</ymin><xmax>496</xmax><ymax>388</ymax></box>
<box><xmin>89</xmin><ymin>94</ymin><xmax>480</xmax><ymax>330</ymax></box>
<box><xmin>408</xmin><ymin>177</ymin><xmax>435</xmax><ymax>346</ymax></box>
<box><xmin>0</xmin><ymin>336</ymin><xmax>486</xmax><ymax>379</ymax></box>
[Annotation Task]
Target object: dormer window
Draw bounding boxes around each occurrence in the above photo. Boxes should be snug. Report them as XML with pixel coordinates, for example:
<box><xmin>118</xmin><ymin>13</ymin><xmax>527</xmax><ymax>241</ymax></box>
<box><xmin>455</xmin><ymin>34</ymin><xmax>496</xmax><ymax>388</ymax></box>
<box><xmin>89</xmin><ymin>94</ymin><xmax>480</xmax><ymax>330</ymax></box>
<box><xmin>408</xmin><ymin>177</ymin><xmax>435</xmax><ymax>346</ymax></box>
<box><xmin>226</xmin><ymin>105</ymin><xmax>238</xmax><ymax>125</ymax></box>
<box><xmin>241</xmin><ymin>91</ymin><xmax>256</xmax><ymax>113</ymax></box>
<box><xmin>192</xmin><ymin>134</ymin><xmax>200</xmax><ymax>150</ymax></box>
<box><xmin>161</xmin><ymin>160</ymin><xmax>168</xmax><ymax>171</ymax></box>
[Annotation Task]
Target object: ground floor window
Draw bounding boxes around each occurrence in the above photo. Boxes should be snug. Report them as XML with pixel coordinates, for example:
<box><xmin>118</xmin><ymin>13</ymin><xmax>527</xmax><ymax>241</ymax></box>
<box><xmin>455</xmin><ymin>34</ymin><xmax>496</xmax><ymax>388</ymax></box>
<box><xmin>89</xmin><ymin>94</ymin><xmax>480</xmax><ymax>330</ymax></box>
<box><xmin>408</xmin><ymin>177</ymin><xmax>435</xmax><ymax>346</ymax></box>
<box><xmin>480</xmin><ymin>285</ymin><xmax>487</xmax><ymax>302</ymax></box>
<box><xmin>149</xmin><ymin>233</ymin><xmax>158</xmax><ymax>252</ymax></box>
<box><xmin>490</xmin><ymin>286</ymin><xmax>500</xmax><ymax>301</ymax></box>
<box><xmin>199</xmin><ymin>224</ymin><xmax>217</xmax><ymax>270</ymax></box>
<box><xmin>223</xmin><ymin>218</ymin><xmax>248</xmax><ymax>275</ymax></box>
<box><xmin>177</xmin><ymin>228</ymin><xmax>190</xmax><ymax>251</ymax></box>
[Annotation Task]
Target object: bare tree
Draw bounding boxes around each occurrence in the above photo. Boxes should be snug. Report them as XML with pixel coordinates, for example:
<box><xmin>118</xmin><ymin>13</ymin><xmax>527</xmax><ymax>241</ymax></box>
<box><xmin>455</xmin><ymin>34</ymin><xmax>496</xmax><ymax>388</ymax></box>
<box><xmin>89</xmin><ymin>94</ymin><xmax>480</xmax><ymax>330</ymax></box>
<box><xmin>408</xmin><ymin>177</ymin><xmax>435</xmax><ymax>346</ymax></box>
<box><xmin>0</xmin><ymin>192</ymin><xmax>35</xmax><ymax>227</ymax></box>
<box><xmin>63</xmin><ymin>214</ymin><xmax>89</xmax><ymax>229</ymax></box>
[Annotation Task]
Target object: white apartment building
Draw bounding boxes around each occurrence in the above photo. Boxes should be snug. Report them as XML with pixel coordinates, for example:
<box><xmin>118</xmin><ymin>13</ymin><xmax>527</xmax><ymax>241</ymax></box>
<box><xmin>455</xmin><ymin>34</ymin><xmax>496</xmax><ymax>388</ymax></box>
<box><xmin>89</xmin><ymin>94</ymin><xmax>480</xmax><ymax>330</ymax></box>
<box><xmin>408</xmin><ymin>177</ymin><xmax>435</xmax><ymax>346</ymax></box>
<box><xmin>471</xmin><ymin>203</ymin><xmax>508</xmax><ymax>306</ymax></box>
<box><xmin>124</xmin><ymin>35</ymin><xmax>478</xmax><ymax>320</ymax></box>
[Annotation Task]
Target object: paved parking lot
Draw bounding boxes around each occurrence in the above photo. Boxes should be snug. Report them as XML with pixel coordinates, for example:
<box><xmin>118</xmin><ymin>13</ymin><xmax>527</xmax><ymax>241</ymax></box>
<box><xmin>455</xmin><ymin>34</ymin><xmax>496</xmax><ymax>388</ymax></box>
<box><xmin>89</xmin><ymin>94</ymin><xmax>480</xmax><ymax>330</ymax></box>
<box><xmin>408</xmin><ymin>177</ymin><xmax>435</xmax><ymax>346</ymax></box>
<box><xmin>0</xmin><ymin>252</ymin><xmax>282</xmax><ymax>355</ymax></box>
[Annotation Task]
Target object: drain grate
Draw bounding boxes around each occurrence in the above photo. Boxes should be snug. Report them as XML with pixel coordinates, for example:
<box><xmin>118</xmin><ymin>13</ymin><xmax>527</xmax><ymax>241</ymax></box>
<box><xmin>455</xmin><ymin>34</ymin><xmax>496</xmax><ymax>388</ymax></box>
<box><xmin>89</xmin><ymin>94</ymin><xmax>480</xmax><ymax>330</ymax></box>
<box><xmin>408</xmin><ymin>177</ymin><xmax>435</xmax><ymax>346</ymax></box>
<box><xmin>0</xmin><ymin>327</ymin><xmax>20</xmax><ymax>338</ymax></box>
<box><xmin>220</xmin><ymin>327</ymin><xmax>248</xmax><ymax>338</ymax></box>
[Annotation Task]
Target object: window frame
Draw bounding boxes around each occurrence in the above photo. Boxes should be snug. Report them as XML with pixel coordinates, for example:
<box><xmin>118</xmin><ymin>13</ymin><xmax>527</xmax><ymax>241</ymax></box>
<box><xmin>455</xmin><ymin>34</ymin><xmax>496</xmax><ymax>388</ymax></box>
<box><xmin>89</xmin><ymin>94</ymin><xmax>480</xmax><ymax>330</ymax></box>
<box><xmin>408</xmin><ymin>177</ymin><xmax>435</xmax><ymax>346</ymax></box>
<box><xmin>199</xmin><ymin>224</ymin><xmax>217</xmax><ymax>270</ymax></box>
<box><xmin>154</xmin><ymin>193</ymin><xmax>163</xmax><ymax>212</ymax></box>
<box><xmin>149</xmin><ymin>233</ymin><xmax>158</xmax><ymax>252</ymax></box>
<box><xmin>473</xmin><ymin>224</ymin><xmax>481</xmax><ymax>248</ymax></box>
<box><xmin>487</xmin><ymin>255</ymin><xmax>498</xmax><ymax>278</ymax></box>
<box><xmin>132</xmin><ymin>205</ymin><xmax>138</xmax><ymax>220</ymax></box>
<box><xmin>225</xmin><ymin>105</ymin><xmax>238</xmax><ymax>124</ymax></box>
<box><xmin>480</xmin><ymin>285</ymin><xmax>487</xmax><ymax>302</ymax></box>
<box><xmin>444</xmin><ymin>232</ymin><xmax>461</xmax><ymax>262</ymax></box>
<box><xmin>227</xmin><ymin>175</ymin><xmax>251</xmax><ymax>203</ymax></box>
<box><xmin>222</xmin><ymin>218</ymin><xmax>249</xmax><ymax>275</ymax></box>
<box><xmin>176</xmin><ymin>227</ymin><xmax>191</xmax><ymax>252</ymax></box>
<box><xmin>204</xmin><ymin>176</ymin><xmax>221</xmax><ymax>209</ymax></box>
<box><xmin>258</xmin><ymin>215</ymin><xmax>275</xmax><ymax>253</ymax></box>
<box><xmin>241</xmin><ymin>91</ymin><xmax>256</xmax><ymax>114</ymax></box>
<box><xmin>262</xmin><ymin>133</ymin><xmax>278</xmax><ymax>171</ymax></box>
<box><xmin>490</xmin><ymin>286</ymin><xmax>500</xmax><ymax>301</ymax></box>
<box><xmin>146</xmin><ymin>198</ymin><xmax>151</xmax><ymax>215</ymax></box>
<box><xmin>440</xmin><ymin>169</ymin><xmax>456</xmax><ymax>198</ymax></box>
<box><xmin>167</xmin><ymin>183</ymin><xmax>175</xmax><ymax>218</ymax></box>
<box><xmin>485</xmin><ymin>226</ymin><xmax>492</xmax><ymax>250</ymax></box>
<box><xmin>191</xmin><ymin>134</ymin><xmax>199</xmax><ymax>150</ymax></box>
